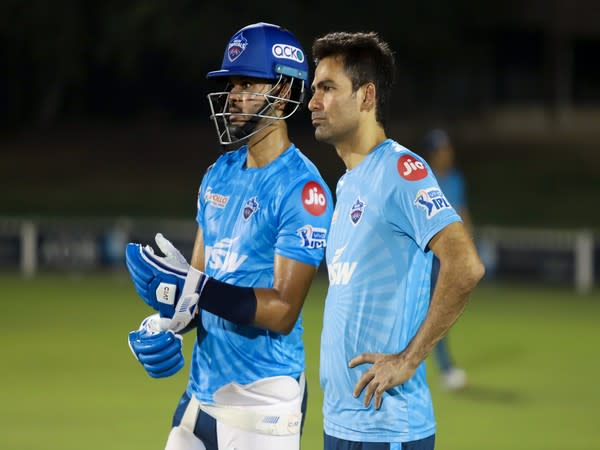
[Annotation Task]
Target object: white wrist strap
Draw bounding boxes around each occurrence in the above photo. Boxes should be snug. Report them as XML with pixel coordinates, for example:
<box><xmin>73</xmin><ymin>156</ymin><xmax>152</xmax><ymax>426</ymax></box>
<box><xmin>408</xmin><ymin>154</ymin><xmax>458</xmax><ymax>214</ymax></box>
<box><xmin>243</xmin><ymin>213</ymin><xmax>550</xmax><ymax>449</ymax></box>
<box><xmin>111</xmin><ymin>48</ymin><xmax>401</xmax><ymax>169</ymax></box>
<box><xmin>168</xmin><ymin>267</ymin><xmax>207</xmax><ymax>332</ymax></box>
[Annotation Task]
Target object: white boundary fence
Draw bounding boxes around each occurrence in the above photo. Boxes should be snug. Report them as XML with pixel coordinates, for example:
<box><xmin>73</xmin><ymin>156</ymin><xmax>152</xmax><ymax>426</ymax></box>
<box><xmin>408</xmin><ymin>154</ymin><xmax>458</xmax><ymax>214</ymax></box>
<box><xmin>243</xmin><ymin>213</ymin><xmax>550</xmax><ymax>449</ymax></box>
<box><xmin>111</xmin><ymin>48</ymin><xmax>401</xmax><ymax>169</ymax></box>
<box><xmin>476</xmin><ymin>226</ymin><xmax>595</xmax><ymax>294</ymax></box>
<box><xmin>0</xmin><ymin>217</ymin><xmax>597</xmax><ymax>294</ymax></box>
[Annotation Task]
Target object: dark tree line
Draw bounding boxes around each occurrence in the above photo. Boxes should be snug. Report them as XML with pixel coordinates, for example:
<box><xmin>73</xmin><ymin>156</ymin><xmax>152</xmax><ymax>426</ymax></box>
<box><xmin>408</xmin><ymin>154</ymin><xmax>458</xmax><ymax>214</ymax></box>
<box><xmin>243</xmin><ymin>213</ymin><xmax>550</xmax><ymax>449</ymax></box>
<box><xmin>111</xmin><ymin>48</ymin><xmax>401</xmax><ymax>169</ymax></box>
<box><xmin>1</xmin><ymin>0</ymin><xmax>575</xmax><ymax>129</ymax></box>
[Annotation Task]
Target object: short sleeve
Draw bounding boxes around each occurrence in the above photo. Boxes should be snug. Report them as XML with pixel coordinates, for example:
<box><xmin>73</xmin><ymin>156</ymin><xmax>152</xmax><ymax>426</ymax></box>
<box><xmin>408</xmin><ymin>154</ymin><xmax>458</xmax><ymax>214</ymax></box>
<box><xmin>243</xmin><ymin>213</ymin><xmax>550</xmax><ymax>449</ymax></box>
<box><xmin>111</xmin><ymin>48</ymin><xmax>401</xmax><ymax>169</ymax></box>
<box><xmin>196</xmin><ymin>163</ymin><xmax>215</xmax><ymax>225</ymax></box>
<box><xmin>275</xmin><ymin>178</ymin><xmax>334</xmax><ymax>267</ymax></box>
<box><xmin>385</xmin><ymin>153</ymin><xmax>462</xmax><ymax>251</ymax></box>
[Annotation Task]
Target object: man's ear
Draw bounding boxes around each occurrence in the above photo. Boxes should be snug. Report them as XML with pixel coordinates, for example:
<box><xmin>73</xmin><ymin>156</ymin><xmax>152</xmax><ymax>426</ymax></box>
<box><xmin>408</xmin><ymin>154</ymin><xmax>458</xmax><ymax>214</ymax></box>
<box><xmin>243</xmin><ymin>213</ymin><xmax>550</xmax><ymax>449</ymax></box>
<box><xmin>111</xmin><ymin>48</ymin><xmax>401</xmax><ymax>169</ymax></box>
<box><xmin>360</xmin><ymin>83</ymin><xmax>376</xmax><ymax>112</ymax></box>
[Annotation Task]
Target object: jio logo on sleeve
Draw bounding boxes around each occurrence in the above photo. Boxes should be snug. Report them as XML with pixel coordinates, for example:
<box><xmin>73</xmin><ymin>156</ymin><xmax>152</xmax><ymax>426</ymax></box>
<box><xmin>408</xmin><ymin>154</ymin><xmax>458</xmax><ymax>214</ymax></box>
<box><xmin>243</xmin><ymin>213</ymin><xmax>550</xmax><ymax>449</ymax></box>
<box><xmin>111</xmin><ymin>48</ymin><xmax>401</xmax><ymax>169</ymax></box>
<box><xmin>302</xmin><ymin>181</ymin><xmax>327</xmax><ymax>216</ymax></box>
<box><xmin>397</xmin><ymin>155</ymin><xmax>428</xmax><ymax>181</ymax></box>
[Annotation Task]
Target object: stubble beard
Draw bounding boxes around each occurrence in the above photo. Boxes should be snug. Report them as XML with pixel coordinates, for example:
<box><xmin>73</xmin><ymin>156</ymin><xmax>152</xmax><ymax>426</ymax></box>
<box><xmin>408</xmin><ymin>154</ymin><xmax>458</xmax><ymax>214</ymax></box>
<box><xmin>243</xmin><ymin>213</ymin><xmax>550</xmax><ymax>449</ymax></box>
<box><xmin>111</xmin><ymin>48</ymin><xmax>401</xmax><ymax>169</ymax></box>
<box><xmin>313</xmin><ymin>124</ymin><xmax>334</xmax><ymax>145</ymax></box>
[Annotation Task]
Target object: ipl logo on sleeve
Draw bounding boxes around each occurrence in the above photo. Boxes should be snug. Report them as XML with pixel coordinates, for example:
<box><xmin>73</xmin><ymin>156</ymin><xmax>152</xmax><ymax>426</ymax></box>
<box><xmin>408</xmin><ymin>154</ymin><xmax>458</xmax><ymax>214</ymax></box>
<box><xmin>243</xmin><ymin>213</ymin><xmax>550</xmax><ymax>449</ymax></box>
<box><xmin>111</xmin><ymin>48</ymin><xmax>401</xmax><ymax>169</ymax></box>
<box><xmin>414</xmin><ymin>188</ymin><xmax>451</xmax><ymax>219</ymax></box>
<box><xmin>297</xmin><ymin>225</ymin><xmax>327</xmax><ymax>249</ymax></box>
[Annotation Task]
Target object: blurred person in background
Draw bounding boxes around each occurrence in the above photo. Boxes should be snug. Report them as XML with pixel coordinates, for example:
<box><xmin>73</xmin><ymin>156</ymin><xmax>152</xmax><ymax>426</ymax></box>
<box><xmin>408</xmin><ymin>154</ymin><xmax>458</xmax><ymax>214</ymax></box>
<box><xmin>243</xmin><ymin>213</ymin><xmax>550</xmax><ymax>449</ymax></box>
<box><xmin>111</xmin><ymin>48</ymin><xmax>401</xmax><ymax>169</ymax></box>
<box><xmin>125</xmin><ymin>22</ymin><xmax>333</xmax><ymax>450</ymax></box>
<box><xmin>309</xmin><ymin>31</ymin><xmax>484</xmax><ymax>449</ymax></box>
<box><xmin>423</xmin><ymin>128</ymin><xmax>472</xmax><ymax>391</ymax></box>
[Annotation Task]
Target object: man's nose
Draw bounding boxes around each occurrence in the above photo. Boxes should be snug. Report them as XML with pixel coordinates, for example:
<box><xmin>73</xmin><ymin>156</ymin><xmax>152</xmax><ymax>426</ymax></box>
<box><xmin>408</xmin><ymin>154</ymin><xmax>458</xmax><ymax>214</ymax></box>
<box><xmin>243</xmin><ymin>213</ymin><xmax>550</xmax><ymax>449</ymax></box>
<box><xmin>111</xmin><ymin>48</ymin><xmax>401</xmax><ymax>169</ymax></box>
<box><xmin>308</xmin><ymin>93</ymin><xmax>319</xmax><ymax>111</ymax></box>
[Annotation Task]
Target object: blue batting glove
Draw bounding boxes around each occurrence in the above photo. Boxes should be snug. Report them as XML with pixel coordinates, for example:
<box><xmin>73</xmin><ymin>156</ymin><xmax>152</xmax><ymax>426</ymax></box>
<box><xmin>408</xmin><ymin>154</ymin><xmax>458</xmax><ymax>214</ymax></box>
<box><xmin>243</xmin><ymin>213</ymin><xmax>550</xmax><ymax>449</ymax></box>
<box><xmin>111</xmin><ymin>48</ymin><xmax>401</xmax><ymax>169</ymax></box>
<box><xmin>125</xmin><ymin>233</ymin><xmax>189</xmax><ymax>318</ymax></box>
<box><xmin>128</xmin><ymin>315</ymin><xmax>184</xmax><ymax>378</ymax></box>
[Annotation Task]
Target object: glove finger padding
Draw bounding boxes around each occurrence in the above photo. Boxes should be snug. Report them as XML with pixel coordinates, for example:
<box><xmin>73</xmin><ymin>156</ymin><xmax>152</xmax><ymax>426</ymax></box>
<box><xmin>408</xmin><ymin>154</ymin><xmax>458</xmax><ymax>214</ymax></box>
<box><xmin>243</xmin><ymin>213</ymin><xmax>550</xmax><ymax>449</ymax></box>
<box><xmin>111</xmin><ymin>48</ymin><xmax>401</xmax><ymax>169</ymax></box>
<box><xmin>147</xmin><ymin>357</ymin><xmax>184</xmax><ymax>378</ymax></box>
<box><xmin>125</xmin><ymin>246</ymin><xmax>154</xmax><ymax>284</ymax></box>
<box><xmin>124</xmin><ymin>241</ymin><xmax>188</xmax><ymax>318</ymax></box>
<box><xmin>128</xmin><ymin>329</ymin><xmax>178</xmax><ymax>354</ymax></box>
<box><xmin>137</xmin><ymin>341</ymin><xmax>181</xmax><ymax>364</ymax></box>
<box><xmin>128</xmin><ymin>329</ymin><xmax>184</xmax><ymax>379</ymax></box>
<box><xmin>142</xmin><ymin>350</ymin><xmax>183</xmax><ymax>373</ymax></box>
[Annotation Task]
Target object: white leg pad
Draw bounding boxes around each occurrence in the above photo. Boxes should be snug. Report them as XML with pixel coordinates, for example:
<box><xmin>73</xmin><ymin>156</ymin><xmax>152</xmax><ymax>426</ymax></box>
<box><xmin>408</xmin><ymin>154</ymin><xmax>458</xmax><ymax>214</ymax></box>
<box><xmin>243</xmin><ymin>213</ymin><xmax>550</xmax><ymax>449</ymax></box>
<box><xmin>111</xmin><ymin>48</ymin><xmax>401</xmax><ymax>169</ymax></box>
<box><xmin>201</xmin><ymin>375</ymin><xmax>303</xmax><ymax>438</ymax></box>
<box><xmin>164</xmin><ymin>426</ymin><xmax>207</xmax><ymax>450</ymax></box>
<box><xmin>216</xmin><ymin>421</ymin><xmax>299</xmax><ymax>450</ymax></box>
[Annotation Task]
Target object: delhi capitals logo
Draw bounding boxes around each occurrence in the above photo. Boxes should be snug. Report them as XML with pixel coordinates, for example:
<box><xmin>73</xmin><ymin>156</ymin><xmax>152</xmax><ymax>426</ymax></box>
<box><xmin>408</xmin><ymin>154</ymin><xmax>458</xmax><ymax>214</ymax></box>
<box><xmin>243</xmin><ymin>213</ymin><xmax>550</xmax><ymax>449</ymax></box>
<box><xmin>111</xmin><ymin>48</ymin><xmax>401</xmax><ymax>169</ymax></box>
<box><xmin>242</xmin><ymin>196</ymin><xmax>259</xmax><ymax>220</ymax></box>
<box><xmin>349</xmin><ymin>197</ymin><xmax>366</xmax><ymax>225</ymax></box>
<box><xmin>228</xmin><ymin>32</ymin><xmax>248</xmax><ymax>62</ymax></box>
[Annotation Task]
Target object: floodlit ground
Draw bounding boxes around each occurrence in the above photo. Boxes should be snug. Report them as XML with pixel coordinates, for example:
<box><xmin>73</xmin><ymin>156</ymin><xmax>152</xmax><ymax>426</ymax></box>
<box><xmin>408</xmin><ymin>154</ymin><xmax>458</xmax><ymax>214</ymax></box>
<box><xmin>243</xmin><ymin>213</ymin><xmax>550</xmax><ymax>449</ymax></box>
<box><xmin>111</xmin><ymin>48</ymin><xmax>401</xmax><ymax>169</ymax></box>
<box><xmin>2</xmin><ymin>273</ymin><xmax>599</xmax><ymax>450</ymax></box>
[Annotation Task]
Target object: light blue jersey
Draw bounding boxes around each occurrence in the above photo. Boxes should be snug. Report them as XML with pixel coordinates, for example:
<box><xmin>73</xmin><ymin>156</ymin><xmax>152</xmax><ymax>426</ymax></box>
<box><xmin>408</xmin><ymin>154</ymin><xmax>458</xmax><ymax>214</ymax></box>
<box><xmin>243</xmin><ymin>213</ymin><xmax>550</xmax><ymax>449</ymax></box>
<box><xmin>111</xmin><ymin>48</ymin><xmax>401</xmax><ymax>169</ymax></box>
<box><xmin>187</xmin><ymin>144</ymin><xmax>333</xmax><ymax>403</ymax></box>
<box><xmin>321</xmin><ymin>139</ymin><xmax>461</xmax><ymax>442</ymax></box>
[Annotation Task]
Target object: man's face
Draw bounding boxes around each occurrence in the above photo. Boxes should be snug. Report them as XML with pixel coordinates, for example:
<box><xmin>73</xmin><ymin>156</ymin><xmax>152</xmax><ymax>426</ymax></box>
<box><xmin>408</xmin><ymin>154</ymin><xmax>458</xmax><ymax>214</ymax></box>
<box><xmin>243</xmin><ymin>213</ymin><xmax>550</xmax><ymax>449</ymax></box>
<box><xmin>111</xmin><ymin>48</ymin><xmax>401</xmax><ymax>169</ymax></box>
<box><xmin>227</xmin><ymin>77</ymin><xmax>274</xmax><ymax>126</ymax></box>
<box><xmin>308</xmin><ymin>56</ymin><xmax>363</xmax><ymax>145</ymax></box>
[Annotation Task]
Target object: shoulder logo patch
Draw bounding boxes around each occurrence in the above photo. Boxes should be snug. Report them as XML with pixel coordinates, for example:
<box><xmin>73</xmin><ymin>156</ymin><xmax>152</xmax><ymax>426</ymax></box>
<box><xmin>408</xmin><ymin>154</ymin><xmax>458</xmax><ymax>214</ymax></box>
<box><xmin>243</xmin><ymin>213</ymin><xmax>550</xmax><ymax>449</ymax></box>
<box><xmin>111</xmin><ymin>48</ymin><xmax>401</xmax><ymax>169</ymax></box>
<box><xmin>398</xmin><ymin>155</ymin><xmax>428</xmax><ymax>181</ymax></box>
<box><xmin>414</xmin><ymin>188</ymin><xmax>451</xmax><ymax>218</ymax></box>
<box><xmin>302</xmin><ymin>181</ymin><xmax>327</xmax><ymax>216</ymax></box>
<box><xmin>297</xmin><ymin>225</ymin><xmax>327</xmax><ymax>249</ymax></box>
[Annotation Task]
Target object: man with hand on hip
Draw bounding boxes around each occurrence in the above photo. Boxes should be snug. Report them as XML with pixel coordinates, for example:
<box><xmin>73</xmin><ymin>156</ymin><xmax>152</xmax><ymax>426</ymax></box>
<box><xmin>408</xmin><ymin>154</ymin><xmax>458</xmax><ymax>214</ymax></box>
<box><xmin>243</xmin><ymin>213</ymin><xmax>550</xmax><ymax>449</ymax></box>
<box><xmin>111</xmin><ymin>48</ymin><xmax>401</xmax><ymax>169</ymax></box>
<box><xmin>309</xmin><ymin>31</ymin><xmax>484</xmax><ymax>449</ymax></box>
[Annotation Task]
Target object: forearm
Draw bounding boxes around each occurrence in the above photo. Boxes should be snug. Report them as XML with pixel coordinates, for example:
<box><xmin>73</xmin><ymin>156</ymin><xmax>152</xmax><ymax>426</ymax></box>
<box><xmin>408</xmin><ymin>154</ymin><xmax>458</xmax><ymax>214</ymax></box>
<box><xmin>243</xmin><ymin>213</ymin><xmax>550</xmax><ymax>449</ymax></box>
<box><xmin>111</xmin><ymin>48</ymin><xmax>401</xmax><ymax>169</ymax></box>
<box><xmin>253</xmin><ymin>287</ymin><xmax>305</xmax><ymax>334</ymax></box>
<box><xmin>192</xmin><ymin>273</ymin><xmax>309</xmax><ymax>335</ymax></box>
<box><xmin>403</xmin><ymin>255</ymin><xmax>484</xmax><ymax>366</ymax></box>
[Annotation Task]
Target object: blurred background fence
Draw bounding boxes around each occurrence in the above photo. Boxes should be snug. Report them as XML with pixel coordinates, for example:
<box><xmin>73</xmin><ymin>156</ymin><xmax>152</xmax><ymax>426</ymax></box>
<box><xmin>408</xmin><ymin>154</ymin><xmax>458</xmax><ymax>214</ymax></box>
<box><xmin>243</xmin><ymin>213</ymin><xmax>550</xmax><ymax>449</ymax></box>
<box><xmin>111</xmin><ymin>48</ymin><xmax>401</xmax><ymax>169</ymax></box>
<box><xmin>2</xmin><ymin>216</ymin><xmax>596</xmax><ymax>294</ymax></box>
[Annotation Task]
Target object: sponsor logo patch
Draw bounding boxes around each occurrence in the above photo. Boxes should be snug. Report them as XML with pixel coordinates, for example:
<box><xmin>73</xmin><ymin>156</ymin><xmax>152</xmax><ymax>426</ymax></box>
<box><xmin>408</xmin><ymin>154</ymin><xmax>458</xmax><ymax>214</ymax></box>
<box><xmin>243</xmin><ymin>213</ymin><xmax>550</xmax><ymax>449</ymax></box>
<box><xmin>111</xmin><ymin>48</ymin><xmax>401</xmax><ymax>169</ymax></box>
<box><xmin>242</xmin><ymin>196</ymin><xmax>259</xmax><ymax>220</ymax></box>
<box><xmin>397</xmin><ymin>155</ymin><xmax>428</xmax><ymax>180</ymax></box>
<box><xmin>156</xmin><ymin>282</ymin><xmax>176</xmax><ymax>305</ymax></box>
<box><xmin>272</xmin><ymin>43</ymin><xmax>305</xmax><ymax>63</ymax></box>
<box><xmin>302</xmin><ymin>181</ymin><xmax>327</xmax><ymax>216</ymax></box>
<box><xmin>297</xmin><ymin>225</ymin><xmax>327</xmax><ymax>249</ymax></box>
<box><xmin>227</xmin><ymin>32</ymin><xmax>248</xmax><ymax>62</ymax></box>
<box><xmin>329</xmin><ymin>247</ymin><xmax>357</xmax><ymax>285</ymax></box>
<box><xmin>287</xmin><ymin>415</ymin><xmax>301</xmax><ymax>434</ymax></box>
<box><xmin>414</xmin><ymin>188</ymin><xmax>451</xmax><ymax>218</ymax></box>
<box><xmin>204</xmin><ymin>187</ymin><xmax>229</xmax><ymax>208</ymax></box>
<box><xmin>349</xmin><ymin>197</ymin><xmax>366</xmax><ymax>225</ymax></box>
<box><xmin>205</xmin><ymin>237</ymin><xmax>247</xmax><ymax>272</ymax></box>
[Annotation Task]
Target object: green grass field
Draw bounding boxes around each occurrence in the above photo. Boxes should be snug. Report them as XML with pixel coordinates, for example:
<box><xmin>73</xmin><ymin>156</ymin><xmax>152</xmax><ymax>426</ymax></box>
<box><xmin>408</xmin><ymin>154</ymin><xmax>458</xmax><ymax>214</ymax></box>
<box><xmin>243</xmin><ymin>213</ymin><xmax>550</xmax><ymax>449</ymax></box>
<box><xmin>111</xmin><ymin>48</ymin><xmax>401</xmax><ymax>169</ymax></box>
<box><xmin>1</xmin><ymin>273</ymin><xmax>599</xmax><ymax>450</ymax></box>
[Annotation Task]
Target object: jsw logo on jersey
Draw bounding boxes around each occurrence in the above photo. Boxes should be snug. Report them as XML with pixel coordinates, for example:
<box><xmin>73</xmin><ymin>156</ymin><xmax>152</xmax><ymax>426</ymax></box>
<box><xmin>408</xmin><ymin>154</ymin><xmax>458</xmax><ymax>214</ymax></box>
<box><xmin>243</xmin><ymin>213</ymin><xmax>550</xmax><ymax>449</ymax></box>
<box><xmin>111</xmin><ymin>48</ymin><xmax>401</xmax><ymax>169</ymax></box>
<box><xmin>414</xmin><ymin>188</ymin><xmax>451</xmax><ymax>219</ymax></box>
<box><xmin>329</xmin><ymin>262</ymin><xmax>357</xmax><ymax>286</ymax></box>
<box><xmin>205</xmin><ymin>237</ymin><xmax>248</xmax><ymax>273</ymax></box>
<box><xmin>328</xmin><ymin>246</ymin><xmax>357</xmax><ymax>285</ymax></box>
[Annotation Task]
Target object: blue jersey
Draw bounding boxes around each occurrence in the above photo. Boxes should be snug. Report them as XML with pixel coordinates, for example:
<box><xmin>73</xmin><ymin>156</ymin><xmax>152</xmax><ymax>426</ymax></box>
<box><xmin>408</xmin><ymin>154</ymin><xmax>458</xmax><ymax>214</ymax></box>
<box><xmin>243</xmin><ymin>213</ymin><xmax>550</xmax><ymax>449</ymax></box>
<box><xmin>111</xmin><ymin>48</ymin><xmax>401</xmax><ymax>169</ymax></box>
<box><xmin>187</xmin><ymin>144</ymin><xmax>333</xmax><ymax>403</ymax></box>
<box><xmin>435</xmin><ymin>168</ymin><xmax>466</xmax><ymax>211</ymax></box>
<box><xmin>321</xmin><ymin>139</ymin><xmax>461</xmax><ymax>442</ymax></box>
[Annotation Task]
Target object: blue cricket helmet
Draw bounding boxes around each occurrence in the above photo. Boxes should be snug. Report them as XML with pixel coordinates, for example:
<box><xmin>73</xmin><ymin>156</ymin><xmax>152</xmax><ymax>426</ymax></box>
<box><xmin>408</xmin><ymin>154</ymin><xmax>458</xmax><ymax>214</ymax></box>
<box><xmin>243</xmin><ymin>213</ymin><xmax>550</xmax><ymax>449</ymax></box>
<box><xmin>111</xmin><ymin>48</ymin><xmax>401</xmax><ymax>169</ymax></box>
<box><xmin>207</xmin><ymin>22</ymin><xmax>308</xmax><ymax>83</ymax></box>
<box><xmin>206</xmin><ymin>23</ymin><xmax>309</xmax><ymax>146</ymax></box>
